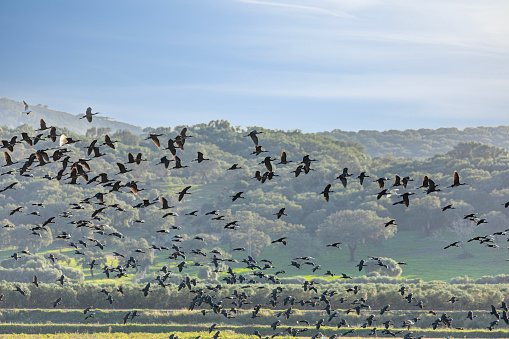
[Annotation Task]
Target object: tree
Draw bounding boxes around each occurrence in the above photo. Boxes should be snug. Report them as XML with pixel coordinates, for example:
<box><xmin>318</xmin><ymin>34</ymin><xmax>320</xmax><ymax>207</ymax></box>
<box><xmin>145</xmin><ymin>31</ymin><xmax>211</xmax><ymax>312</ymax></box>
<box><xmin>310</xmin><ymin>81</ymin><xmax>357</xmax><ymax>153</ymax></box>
<box><xmin>445</xmin><ymin>219</ymin><xmax>476</xmax><ymax>258</ymax></box>
<box><xmin>316</xmin><ymin>209</ymin><xmax>396</xmax><ymax>262</ymax></box>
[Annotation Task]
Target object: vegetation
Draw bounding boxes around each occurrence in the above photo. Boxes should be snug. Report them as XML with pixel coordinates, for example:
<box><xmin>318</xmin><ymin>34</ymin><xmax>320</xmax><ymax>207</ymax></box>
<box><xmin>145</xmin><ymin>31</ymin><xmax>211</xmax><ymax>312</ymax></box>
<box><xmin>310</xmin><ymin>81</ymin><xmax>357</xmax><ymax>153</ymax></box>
<box><xmin>0</xmin><ymin>110</ymin><xmax>509</xmax><ymax>337</ymax></box>
<box><xmin>320</xmin><ymin>126</ymin><xmax>509</xmax><ymax>158</ymax></box>
<box><xmin>0</xmin><ymin>121</ymin><xmax>508</xmax><ymax>285</ymax></box>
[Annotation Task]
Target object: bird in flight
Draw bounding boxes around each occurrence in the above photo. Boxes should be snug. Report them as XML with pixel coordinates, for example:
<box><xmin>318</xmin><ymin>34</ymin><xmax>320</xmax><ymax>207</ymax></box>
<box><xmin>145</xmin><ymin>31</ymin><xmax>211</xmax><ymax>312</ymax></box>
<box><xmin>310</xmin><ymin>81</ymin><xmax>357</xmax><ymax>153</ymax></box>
<box><xmin>320</xmin><ymin>183</ymin><xmax>333</xmax><ymax>202</ymax></box>
<box><xmin>80</xmin><ymin>107</ymin><xmax>99</xmax><ymax>122</ymax></box>
<box><xmin>449</xmin><ymin>170</ymin><xmax>466</xmax><ymax>188</ymax></box>
<box><xmin>21</xmin><ymin>101</ymin><xmax>32</xmax><ymax>115</ymax></box>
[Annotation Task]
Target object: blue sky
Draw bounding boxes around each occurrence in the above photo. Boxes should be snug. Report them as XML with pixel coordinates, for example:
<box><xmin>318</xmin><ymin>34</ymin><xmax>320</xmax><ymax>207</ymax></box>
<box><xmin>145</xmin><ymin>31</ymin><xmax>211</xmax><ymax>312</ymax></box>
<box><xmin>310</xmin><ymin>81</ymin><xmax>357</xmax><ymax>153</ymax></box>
<box><xmin>1</xmin><ymin>0</ymin><xmax>508</xmax><ymax>132</ymax></box>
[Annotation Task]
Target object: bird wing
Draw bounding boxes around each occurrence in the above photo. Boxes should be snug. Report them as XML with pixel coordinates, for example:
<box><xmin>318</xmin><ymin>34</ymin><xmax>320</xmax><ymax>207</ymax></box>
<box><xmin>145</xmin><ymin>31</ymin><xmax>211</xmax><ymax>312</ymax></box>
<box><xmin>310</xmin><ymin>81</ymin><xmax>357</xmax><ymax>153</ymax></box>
<box><xmin>59</xmin><ymin>134</ymin><xmax>68</xmax><ymax>147</ymax></box>
<box><xmin>151</xmin><ymin>136</ymin><xmax>161</xmax><ymax>148</ymax></box>
<box><xmin>453</xmin><ymin>171</ymin><xmax>460</xmax><ymax>186</ymax></box>
<box><xmin>128</xmin><ymin>152</ymin><xmax>135</xmax><ymax>163</ymax></box>
<box><xmin>339</xmin><ymin>176</ymin><xmax>347</xmax><ymax>188</ymax></box>
<box><xmin>4</xmin><ymin>151</ymin><xmax>12</xmax><ymax>164</ymax></box>
<box><xmin>117</xmin><ymin>163</ymin><xmax>127</xmax><ymax>172</ymax></box>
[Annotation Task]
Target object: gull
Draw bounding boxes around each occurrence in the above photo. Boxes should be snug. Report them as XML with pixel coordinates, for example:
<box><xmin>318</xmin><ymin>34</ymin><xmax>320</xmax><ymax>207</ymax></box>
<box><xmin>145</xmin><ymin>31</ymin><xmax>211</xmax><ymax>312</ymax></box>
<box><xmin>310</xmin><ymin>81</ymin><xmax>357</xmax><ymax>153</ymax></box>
<box><xmin>21</xmin><ymin>101</ymin><xmax>32</xmax><ymax>115</ymax></box>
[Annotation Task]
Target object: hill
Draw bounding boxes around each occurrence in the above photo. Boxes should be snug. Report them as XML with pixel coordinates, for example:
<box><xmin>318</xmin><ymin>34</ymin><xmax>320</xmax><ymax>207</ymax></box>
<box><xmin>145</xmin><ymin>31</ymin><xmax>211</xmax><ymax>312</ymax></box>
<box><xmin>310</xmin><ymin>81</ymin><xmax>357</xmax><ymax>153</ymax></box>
<box><xmin>319</xmin><ymin>126</ymin><xmax>509</xmax><ymax>158</ymax></box>
<box><xmin>0</xmin><ymin>97</ymin><xmax>143</xmax><ymax>135</ymax></box>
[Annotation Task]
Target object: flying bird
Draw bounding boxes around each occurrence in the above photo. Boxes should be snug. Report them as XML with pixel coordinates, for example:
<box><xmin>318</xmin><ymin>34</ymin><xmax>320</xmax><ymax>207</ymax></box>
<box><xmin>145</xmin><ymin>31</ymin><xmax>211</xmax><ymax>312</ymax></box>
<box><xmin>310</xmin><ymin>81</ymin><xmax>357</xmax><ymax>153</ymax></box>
<box><xmin>449</xmin><ymin>170</ymin><xmax>467</xmax><ymax>188</ymax></box>
<box><xmin>320</xmin><ymin>183</ymin><xmax>333</xmax><ymax>202</ymax></box>
<box><xmin>80</xmin><ymin>107</ymin><xmax>99</xmax><ymax>122</ymax></box>
<box><xmin>177</xmin><ymin>186</ymin><xmax>192</xmax><ymax>202</ymax></box>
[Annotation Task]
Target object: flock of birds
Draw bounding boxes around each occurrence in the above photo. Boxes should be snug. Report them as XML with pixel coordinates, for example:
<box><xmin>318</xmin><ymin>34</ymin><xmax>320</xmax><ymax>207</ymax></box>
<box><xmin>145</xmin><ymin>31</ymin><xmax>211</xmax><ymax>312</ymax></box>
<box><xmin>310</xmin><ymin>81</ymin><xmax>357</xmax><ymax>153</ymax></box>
<box><xmin>0</xmin><ymin>102</ymin><xmax>508</xmax><ymax>339</ymax></box>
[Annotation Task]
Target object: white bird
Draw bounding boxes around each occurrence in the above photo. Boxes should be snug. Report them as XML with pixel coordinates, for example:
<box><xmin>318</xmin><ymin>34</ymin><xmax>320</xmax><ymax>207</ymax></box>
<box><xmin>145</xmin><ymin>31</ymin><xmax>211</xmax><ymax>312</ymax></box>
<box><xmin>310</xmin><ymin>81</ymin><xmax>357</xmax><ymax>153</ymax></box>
<box><xmin>21</xmin><ymin>101</ymin><xmax>32</xmax><ymax>115</ymax></box>
<box><xmin>386</xmin><ymin>189</ymin><xmax>399</xmax><ymax>198</ymax></box>
<box><xmin>59</xmin><ymin>134</ymin><xmax>68</xmax><ymax>147</ymax></box>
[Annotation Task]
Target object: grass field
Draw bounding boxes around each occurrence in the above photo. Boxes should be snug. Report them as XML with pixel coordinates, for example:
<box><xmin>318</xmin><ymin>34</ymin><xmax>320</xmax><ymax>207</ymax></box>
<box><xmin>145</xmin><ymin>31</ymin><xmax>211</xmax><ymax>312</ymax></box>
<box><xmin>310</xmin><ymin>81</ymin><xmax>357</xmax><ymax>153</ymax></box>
<box><xmin>0</xmin><ymin>326</ymin><xmax>507</xmax><ymax>338</ymax></box>
<box><xmin>1</xmin><ymin>229</ymin><xmax>507</xmax><ymax>284</ymax></box>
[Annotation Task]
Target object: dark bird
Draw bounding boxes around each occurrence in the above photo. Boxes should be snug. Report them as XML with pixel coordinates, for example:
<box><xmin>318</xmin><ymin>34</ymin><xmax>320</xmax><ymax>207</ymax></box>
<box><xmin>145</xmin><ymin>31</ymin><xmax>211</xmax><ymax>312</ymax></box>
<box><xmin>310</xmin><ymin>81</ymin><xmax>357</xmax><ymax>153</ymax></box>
<box><xmin>402</xmin><ymin>176</ymin><xmax>414</xmax><ymax>189</ymax></box>
<box><xmin>165</xmin><ymin>139</ymin><xmax>177</xmax><ymax>156</ymax></box>
<box><xmin>3</xmin><ymin>151</ymin><xmax>18</xmax><ymax>167</ymax></box>
<box><xmin>14</xmin><ymin>285</ymin><xmax>26</xmax><ymax>296</ymax></box>
<box><xmin>448</xmin><ymin>296</ymin><xmax>458</xmax><ymax>303</ymax></box>
<box><xmin>374</xmin><ymin>177</ymin><xmax>388</xmax><ymax>189</ymax></box>
<box><xmin>274</xmin><ymin>208</ymin><xmax>287</xmax><ymax>219</ymax></box>
<box><xmin>442</xmin><ymin>204</ymin><xmax>454</xmax><ymax>212</ymax></box>
<box><xmin>123</xmin><ymin>311</ymin><xmax>131</xmax><ymax>325</ymax></box>
<box><xmin>141</xmin><ymin>283</ymin><xmax>151</xmax><ymax>297</ymax></box>
<box><xmin>156</xmin><ymin>156</ymin><xmax>172</xmax><ymax>168</ymax></box>
<box><xmin>475</xmin><ymin>218</ymin><xmax>488</xmax><ymax>226</ymax></box>
<box><xmin>491</xmin><ymin>305</ymin><xmax>500</xmax><ymax>319</ymax></box>
<box><xmin>466</xmin><ymin>310</ymin><xmax>476</xmax><ymax>320</ymax></box>
<box><xmin>145</xmin><ymin>133</ymin><xmax>162</xmax><ymax>148</ymax></box>
<box><xmin>449</xmin><ymin>170</ymin><xmax>466</xmax><ymax>188</ymax></box>
<box><xmin>227</xmin><ymin>164</ymin><xmax>242</xmax><ymax>171</ymax></box>
<box><xmin>160</xmin><ymin>196</ymin><xmax>174</xmax><ymax>210</ymax></box>
<box><xmin>0</xmin><ymin>182</ymin><xmax>17</xmax><ymax>193</ymax></box>
<box><xmin>271</xmin><ymin>237</ymin><xmax>287</xmax><ymax>246</ymax></box>
<box><xmin>172</xmin><ymin>156</ymin><xmax>188</xmax><ymax>170</ymax></box>
<box><xmin>426</xmin><ymin>179</ymin><xmax>441</xmax><ymax>194</ymax></box>
<box><xmin>103</xmin><ymin>134</ymin><xmax>117</xmax><ymax>149</ymax></box>
<box><xmin>32</xmin><ymin>275</ymin><xmax>39</xmax><ymax>288</ymax></box>
<box><xmin>380</xmin><ymin>304</ymin><xmax>390</xmax><ymax>315</ymax></box>
<box><xmin>356</xmin><ymin>259</ymin><xmax>367</xmax><ymax>271</ymax></box>
<box><xmin>392</xmin><ymin>192</ymin><xmax>415</xmax><ymax>207</ymax></box>
<box><xmin>444</xmin><ymin>241</ymin><xmax>462</xmax><ymax>249</ymax></box>
<box><xmin>125</xmin><ymin>181</ymin><xmax>143</xmax><ymax>195</ymax></box>
<box><xmin>376</xmin><ymin>189</ymin><xmax>388</xmax><ymax>200</ymax></box>
<box><xmin>177</xmin><ymin>186</ymin><xmax>192</xmax><ymax>202</ymax></box>
<box><xmin>392</xmin><ymin>175</ymin><xmax>402</xmax><ymax>187</ymax></box>
<box><xmin>52</xmin><ymin>297</ymin><xmax>62</xmax><ymax>308</ymax></box>
<box><xmin>341</xmin><ymin>329</ymin><xmax>355</xmax><ymax>336</ymax></box>
<box><xmin>335</xmin><ymin>167</ymin><xmax>352</xmax><ymax>187</ymax></box>
<box><xmin>291</xmin><ymin>165</ymin><xmax>304</xmax><ymax>177</ymax></box>
<box><xmin>106</xmin><ymin>295</ymin><xmax>114</xmax><ymax>304</ymax></box>
<box><xmin>246</xmin><ymin>130</ymin><xmax>263</xmax><ymax>146</ymax></box>
<box><xmin>251</xmin><ymin>145</ymin><xmax>268</xmax><ymax>156</ymax></box>
<box><xmin>9</xmin><ymin>206</ymin><xmax>23</xmax><ymax>215</ymax></box>
<box><xmin>418</xmin><ymin>175</ymin><xmax>429</xmax><ymax>188</ymax></box>
<box><xmin>357</xmin><ymin>171</ymin><xmax>369</xmax><ymax>185</ymax></box>
<box><xmin>80</xmin><ymin>107</ymin><xmax>99</xmax><ymax>122</ymax></box>
<box><xmin>56</xmin><ymin>274</ymin><xmax>66</xmax><ymax>285</ymax></box>
<box><xmin>278</xmin><ymin>150</ymin><xmax>292</xmax><ymax>165</ymax></box>
<box><xmin>384</xmin><ymin>219</ymin><xmax>396</xmax><ymax>227</ymax></box>
<box><xmin>230</xmin><ymin>191</ymin><xmax>245</xmax><ymax>202</ymax></box>
<box><xmin>320</xmin><ymin>183</ymin><xmax>333</xmax><ymax>202</ymax></box>
<box><xmin>192</xmin><ymin>152</ymin><xmax>209</xmax><ymax>163</ymax></box>
<box><xmin>261</xmin><ymin>156</ymin><xmax>275</xmax><ymax>173</ymax></box>
<box><xmin>116</xmin><ymin>162</ymin><xmax>132</xmax><ymax>174</ymax></box>
<box><xmin>38</xmin><ymin>118</ymin><xmax>49</xmax><ymax>131</ymax></box>
<box><xmin>208</xmin><ymin>323</ymin><xmax>217</xmax><ymax>333</ymax></box>
<box><xmin>464</xmin><ymin>213</ymin><xmax>478</xmax><ymax>220</ymax></box>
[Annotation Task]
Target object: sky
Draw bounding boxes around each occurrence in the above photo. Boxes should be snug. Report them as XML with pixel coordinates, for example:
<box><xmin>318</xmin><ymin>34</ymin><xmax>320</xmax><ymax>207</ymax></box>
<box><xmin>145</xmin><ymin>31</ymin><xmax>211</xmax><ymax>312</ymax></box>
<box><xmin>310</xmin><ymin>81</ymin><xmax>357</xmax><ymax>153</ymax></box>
<box><xmin>1</xmin><ymin>0</ymin><xmax>508</xmax><ymax>132</ymax></box>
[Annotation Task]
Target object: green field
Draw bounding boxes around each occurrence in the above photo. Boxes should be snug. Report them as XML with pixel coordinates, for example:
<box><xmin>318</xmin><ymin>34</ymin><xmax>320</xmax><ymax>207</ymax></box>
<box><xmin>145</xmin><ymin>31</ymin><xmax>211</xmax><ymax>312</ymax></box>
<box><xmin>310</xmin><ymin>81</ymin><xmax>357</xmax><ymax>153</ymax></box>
<box><xmin>1</xmin><ymin>229</ymin><xmax>502</xmax><ymax>285</ymax></box>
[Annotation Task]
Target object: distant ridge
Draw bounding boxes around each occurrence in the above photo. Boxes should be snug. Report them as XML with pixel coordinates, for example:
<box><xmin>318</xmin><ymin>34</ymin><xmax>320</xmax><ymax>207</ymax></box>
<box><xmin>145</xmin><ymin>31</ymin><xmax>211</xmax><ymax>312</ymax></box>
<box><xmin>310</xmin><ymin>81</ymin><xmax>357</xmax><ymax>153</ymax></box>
<box><xmin>319</xmin><ymin>126</ymin><xmax>509</xmax><ymax>158</ymax></box>
<box><xmin>0</xmin><ymin>97</ymin><xmax>143</xmax><ymax>135</ymax></box>
<box><xmin>3</xmin><ymin>97</ymin><xmax>508</xmax><ymax>159</ymax></box>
